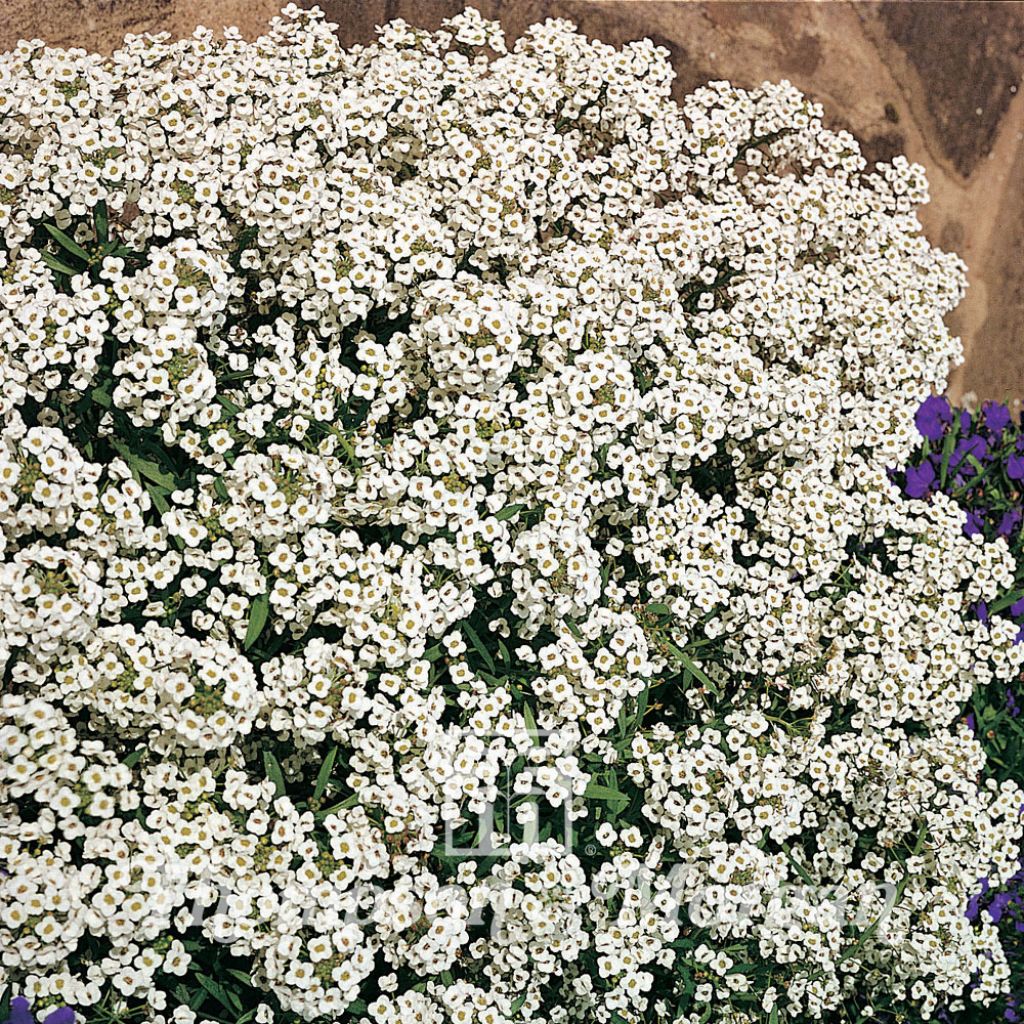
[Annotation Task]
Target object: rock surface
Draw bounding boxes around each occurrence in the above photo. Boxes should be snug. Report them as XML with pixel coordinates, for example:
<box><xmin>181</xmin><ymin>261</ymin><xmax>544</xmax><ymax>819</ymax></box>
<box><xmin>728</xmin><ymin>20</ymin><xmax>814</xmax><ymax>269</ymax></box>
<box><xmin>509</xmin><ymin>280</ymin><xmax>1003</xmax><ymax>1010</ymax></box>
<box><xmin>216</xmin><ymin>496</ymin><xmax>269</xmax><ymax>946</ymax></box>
<box><xmin>2</xmin><ymin>0</ymin><xmax>1022</xmax><ymax>401</ymax></box>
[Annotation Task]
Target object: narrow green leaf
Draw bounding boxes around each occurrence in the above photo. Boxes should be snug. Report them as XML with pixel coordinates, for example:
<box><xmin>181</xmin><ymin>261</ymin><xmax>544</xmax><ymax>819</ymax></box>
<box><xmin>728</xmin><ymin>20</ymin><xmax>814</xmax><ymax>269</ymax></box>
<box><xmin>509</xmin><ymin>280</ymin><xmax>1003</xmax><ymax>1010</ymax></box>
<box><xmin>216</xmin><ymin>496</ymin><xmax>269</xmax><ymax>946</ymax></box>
<box><xmin>108</xmin><ymin>437</ymin><xmax>177</xmax><ymax>488</ymax></box>
<box><xmin>991</xmin><ymin>587</ymin><xmax>1024</xmax><ymax>614</ymax></box>
<box><xmin>496</xmin><ymin>637</ymin><xmax>511</xmax><ymax>667</ymax></box>
<box><xmin>90</xmin><ymin>382</ymin><xmax>112</xmax><ymax>409</ymax></box>
<box><xmin>262</xmin><ymin>749</ymin><xmax>286</xmax><ymax>797</ymax></box>
<box><xmin>662</xmin><ymin>638</ymin><xmax>719</xmax><ymax>694</ymax></box>
<box><xmin>782</xmin><ymin>844</ymin><xmax>815</xmax><ymax>885</ymax></box>
<box><xmin>43</xmin><ymin>222</ymin><xmax>91</xmax><ymax>262</ymax></box>
<box><xmin>95</xmin><ymin>199</ymin><xmax>109</xmax><ymax>243</ymax></box>
<box><xmin>495</xmin><ymin>503</ymin><xmax>525</xmax><ymax>521</ymax></box>
<box><xmin>224</xmin><ymin>969</ymin><xmax>253</xmax><ymax>989</ymax></box>
<box><xmin>939</xmin><ymin>422</ymin><xmax>959</xmax><ymax>489</ymax></box>
<box><xmin>122</xmin><ymin>747</ymin><xmax>145</xmax><ymax>768</ymax></box>
<box><xmin>313</xmin><ymin>745</ymin><xmax>338</xmax><ymax>801</ymax></box>
<box><xmin>522</xmin><ymin>703</ymin><xmax>540</xmax><ymax>746</ymax></box>
<box><xmin>461</xmin><ymin>621</ymin><xmax>496</xmax><ymax>674</ymax></box>
<box><xmin>195</xmin><ymin>974</ymin><xmax>239</xmax><ymax>1015</ymax></box>
<box><xmin>39</xmin><ymin>250</ymin><xmax>79</xmax><ymax>276</ymax></box>
<box><xmin>244</xmin><ymin>593</ymin><xmax>270</xmax><ymax>650</ymax></box>
<box><xmin>583</xmin><ymin>781</ymin><xmax>629</xmax><ymax>809</ymax></box>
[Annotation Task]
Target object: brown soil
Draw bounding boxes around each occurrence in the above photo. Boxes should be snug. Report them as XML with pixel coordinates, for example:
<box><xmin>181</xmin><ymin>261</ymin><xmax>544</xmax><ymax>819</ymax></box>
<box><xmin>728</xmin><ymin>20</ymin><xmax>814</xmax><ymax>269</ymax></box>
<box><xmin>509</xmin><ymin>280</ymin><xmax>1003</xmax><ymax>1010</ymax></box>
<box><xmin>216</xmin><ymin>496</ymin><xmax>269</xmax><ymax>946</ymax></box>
<box><xmin>2</xmin><ymin>0</ymin><xmax>1022</xmax><ymax>403</ymax></box>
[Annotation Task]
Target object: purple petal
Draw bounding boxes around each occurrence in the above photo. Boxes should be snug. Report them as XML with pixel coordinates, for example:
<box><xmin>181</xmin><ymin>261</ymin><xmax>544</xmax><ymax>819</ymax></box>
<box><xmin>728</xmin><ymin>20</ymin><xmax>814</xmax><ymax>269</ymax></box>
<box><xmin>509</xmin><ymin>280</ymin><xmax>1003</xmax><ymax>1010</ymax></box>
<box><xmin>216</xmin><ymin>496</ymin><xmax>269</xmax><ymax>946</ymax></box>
<box><xmin>915</xmin><ymin>395</ymin><xmax>953</xmax><ymax>442</ymax></box>
<box><xmin>8</xmin><ymin>999</ymin><xmax>33</xmax><ymax>1024</ymax></box>
<box><xmin>904</xmin><ymin>461</ymin><xmax>936</xmax><ymax>499</ymax></box>
<box><xmin>984</xmin><ymin>401</ymin><xmax>1012</xmax><ymax>435</ymax></box>
<box><xmin>999</xmin><ymin>509</ymin><xmax>1023</xmax><ymax>538</ymax></box>
<box><xmin>42</xmin><ymin>1009</ymin><xmax>74</xmax><ymax>1024</ymax></box>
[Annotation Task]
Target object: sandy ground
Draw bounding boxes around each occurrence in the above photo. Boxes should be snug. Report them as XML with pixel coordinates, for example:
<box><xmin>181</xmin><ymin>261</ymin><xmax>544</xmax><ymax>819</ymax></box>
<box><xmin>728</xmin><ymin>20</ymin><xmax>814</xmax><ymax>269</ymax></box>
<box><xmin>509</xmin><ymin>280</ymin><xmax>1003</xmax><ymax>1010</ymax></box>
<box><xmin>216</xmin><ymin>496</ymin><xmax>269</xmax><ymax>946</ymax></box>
<box><xmin>1</xmin><ymin>0</ymin><xmax>1022</xmax><ymax>403</ymax></box>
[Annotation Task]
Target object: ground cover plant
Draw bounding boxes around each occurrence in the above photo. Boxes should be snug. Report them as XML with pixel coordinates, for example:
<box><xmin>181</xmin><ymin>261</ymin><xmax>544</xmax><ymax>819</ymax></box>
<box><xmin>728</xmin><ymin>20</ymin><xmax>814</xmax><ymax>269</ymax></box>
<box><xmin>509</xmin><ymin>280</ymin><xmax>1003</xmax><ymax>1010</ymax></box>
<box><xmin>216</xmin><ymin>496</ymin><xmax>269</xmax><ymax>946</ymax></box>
<box><xmin>1</xmin><ymin>5</ymin><xmax>1023</xmax><ymax>1024</ymax></box>
<box><xmin>900</xmin><ymin>396</ymin><xmax>1024</xmax><ymax>1022</ymax></box>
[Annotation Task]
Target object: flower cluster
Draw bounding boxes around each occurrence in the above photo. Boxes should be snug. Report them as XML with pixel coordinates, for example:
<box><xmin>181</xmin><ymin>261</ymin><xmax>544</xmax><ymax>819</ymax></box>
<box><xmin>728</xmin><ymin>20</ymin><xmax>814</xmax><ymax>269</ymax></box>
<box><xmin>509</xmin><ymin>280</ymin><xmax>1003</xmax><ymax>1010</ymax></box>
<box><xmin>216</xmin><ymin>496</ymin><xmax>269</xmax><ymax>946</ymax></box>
<box><xmin>902</xmin><ymin>395</ymin><xmax>1024</xmax><ymax>1018</ymax></box>
<box><xmin>1</xmin><ymin>6</ymin><xmax>1022</xmax><ymax>1024</ymax></box>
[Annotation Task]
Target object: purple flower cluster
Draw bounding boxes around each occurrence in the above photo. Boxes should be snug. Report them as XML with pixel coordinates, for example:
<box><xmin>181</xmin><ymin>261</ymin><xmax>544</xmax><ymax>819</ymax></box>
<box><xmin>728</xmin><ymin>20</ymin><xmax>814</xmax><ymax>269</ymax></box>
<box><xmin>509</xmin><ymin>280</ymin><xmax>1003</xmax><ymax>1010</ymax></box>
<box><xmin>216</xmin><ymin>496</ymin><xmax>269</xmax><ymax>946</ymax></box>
<box><xmin>903</xmin><ymin>394</ymin><xmax>1024</xmax><ymax>1021</ymax></box>
<box><xmin>966</xmin><ymin>864</ymin><xmax>1024</xmax><ymax>1022</ymax></box>
<box><xmin>902</xmin><ymin>396</ymin><xmax>1024</xmax><ymax>637</ymax></box>
<box><xmin>1</xmin><ymin>999</ymin><xmax>74</xmax><ymax>1024</ymax></box>
<box><xmin>906</xmin><ymin>397</ymin><xmax>1024</xmax><ymax>536</ymax></box>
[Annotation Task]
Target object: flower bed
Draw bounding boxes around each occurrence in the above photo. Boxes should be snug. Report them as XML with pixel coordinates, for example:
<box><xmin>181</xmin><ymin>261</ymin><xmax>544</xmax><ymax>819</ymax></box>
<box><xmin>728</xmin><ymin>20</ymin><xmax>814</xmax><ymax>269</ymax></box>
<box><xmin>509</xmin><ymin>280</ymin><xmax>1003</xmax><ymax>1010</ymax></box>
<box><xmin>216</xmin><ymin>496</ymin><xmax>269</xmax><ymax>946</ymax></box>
<box><xmin>1</xmin><ymin>6</ymin><xmax>1022</xmax><ymax>1024</ymax></box>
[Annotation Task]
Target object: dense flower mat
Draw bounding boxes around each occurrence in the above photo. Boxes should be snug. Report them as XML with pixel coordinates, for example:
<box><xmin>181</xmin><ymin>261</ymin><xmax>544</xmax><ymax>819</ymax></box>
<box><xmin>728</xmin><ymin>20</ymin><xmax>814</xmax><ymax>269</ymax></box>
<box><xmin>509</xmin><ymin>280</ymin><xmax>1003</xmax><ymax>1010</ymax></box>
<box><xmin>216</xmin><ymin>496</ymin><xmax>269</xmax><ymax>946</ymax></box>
<box><xmin>1</xmin><ymin>5</ymin><xmax>1022</xmax><ymax>1024</ymax></box>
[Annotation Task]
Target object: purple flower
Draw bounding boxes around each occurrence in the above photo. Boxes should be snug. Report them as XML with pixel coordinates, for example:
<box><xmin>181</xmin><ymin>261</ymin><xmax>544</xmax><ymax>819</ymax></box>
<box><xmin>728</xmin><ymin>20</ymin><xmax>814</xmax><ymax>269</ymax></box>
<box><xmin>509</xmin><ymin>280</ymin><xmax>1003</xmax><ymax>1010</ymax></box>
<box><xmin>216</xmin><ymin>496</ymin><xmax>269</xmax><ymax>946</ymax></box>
<box><xmin>984</xmin><ymin>401</ymin><xmax>1013</xmax><ymax>436</ymax></box>
<box><xmin>915</xmin><ymin>395</ymin><xmax>953</xmax><ymax>441</ymax></box>
<box><xmin>973</xmin><ymin>600</ymin><xmax>990</xmax><ymax>624</ymax></box>
<box><xmin>1009</xmin><ymin>453</ymin><xmax>1024</xmax><ymax>481</ymax></box>
<box><xmin>999</xmin><ymin>508</ymin><xmax>1023</xmax><ymax>538</ymax></box>
<box><xmin>1008</xmin><ymin>688</ymin><xmax>1021</xmax><ymax>718</ymax></box>
<box><xmin>3</xmin><ymin>998</ymin><xmax>75</xmax><ymax>1024</ymax></box>
<box><xmin>966</xmin><ymin>712</ymin><xmax>977</xmax><ymax>734</ymax></box>
<box><xmin>951</xmin><ymin>434</ymin><xmax>989</xmax><ymax>470</ymax></box>
<box><xmin>966</xmin><ymin>876</ymin><xmax>991</xmax><ymax>921</ymax></box>
<box><xmin>989</xmin><ymin>890</ymin><xmax>1013</xmax><ymax>923</ymax></box>
<box><xmin>904</xmin><ymin>461</ymin><xmax>935</xmax><ymax>499</ymax></box>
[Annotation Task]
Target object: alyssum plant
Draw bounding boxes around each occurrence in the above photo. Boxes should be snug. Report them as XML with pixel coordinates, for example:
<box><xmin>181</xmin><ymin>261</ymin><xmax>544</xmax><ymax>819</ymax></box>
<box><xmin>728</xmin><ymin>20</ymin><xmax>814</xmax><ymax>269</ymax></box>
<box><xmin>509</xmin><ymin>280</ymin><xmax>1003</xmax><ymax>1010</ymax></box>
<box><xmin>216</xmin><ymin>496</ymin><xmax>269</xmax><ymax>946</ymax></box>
<box><xmin>0</xmin><ymin>6</ymin><xmax>1021</xmax><ymax>1024</ymax></box>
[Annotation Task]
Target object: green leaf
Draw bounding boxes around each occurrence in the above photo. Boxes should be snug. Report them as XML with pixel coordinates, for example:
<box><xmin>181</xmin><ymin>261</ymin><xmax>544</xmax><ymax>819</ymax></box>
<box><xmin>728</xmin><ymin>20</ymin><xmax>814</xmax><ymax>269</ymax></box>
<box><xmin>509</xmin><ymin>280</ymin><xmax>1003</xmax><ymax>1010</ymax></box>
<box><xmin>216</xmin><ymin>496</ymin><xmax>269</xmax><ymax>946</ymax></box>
<box><xmin>145</xmin><ymin>481</ymin><xmax>171</xmax><ymax>518</ymax></box>
<box><xmin>244</xmin><ymin>593</ymin><xmax>270</xmax><ymax>650</ymax></box>
<box><xmin>939</xmin><ymin>422</ymin><xmax>959</xmax><ymax>489</ymax></box>
<box><xmin>583</xmin><ymin>780</ymin><xmax>629</xmax><ymax>810</ymax></box>
<box><xmin>662</xmin><ymin>638</ymin><xmax>719</xmax><ymax>695</ymax></box>
<box><xmin>90</xmin><ymin>382</ymin><xmax>113</xmax><ymax>409</ymax></box>
<box><xmin>496</xmin><ymin>637</ymin><xmax>511</xmax><ymax>667</ymax></box>
<box><xmin>262</xmin><ymin>749</ymin><xmax>286</xmax><ymax>797</ymax></box>
<box><xmin>508</xmin><ymin>993</ymin><xmax>527</xmax><ymax>1016</ymax></box>
<box><xmin>122</xmin><ymin>747</ymin><xmax>145</xmax><ymax>768</ymax></box>
<box><xmin>522</xmin><ymin>703</ymin><xmax>540</xmax><ymax>746</ymax></box>
<box><xmin>461</xmin><ymin>621</ymin><xmax>496</xmax><ymax>674</ymax></box>
<box><xmin>224</xmin><ymin>969</ymin><xmax>253</xmax><ymax>989</ymax></box>
<box><xmin>195</xmin><ymin>974</ymin><xmax>241</xmax><ymax>1015</ymax></box>
<box><xmin>495</xmin><ymin>503</ymin><xmax>525</xmax><ymax>521</ymax></box>
<box><xmin>313</xmin><ymin>745</ymin><xmax>338</xmax><ymax>801</ymax></box>
<box><xmin>782</xmin><ymin>844</ymin><xmax>815</xmax><ymax>885</ymax></box>
<box><xmin>95</xmin><ymin>199</ymin><xmax>109</xmax><ymax>243</ymax></box>
<box><xmin>43</xmin><ymin>222</ymin><xmax>91</xmax><ymax>262</ymax></box>
<box><xmin>39</xmin><ymin>250</ymin><xmax>80</xmax><ymax>276</ymax></box>
<box><xmin>991</xmin><ymin>587</ymin><xmax>1024</xmax><ymax>614</ymax></box>
<box><xmin>108</xmin><ymin>437</ymin><xmax>177</xmax><ymax>488</ymax></box>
